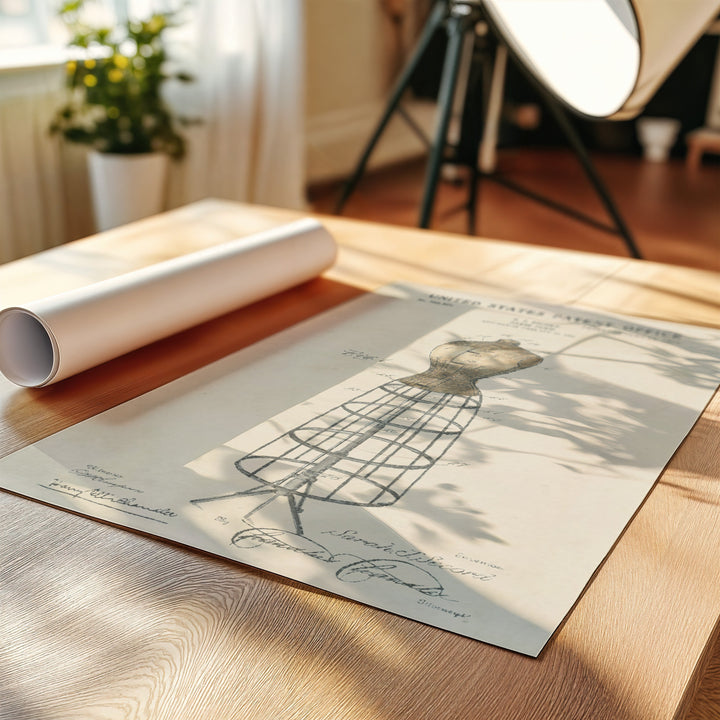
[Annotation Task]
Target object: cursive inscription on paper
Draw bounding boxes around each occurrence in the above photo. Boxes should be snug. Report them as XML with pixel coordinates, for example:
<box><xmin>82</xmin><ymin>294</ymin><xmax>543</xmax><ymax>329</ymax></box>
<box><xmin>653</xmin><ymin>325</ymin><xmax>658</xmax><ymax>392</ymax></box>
<box><xmin>341</xmin><ymin>349</ymin><xmax>381</xmax><ymax>362</ymax></box>
<box><xmin>336</xmin><ymin>558</ymin><xmax>445</xmax><ymax>596</ymax></box>
<box><xmin>323</xmin><ymin>529</ymin><xmax>500</xmax><ymax>582</ymax></box>
<box><xmin>40</xmin><ymin>479</ymin><xmax>178</xmax><ymax>524</ymax></box>
<box><xmin>231</xmin><ymin>526</ymin><xmax>455</xmax><ymax>602</ymax></box>
<box><xmin>69</xmin><ymin>464</ymin><xmax>144</xmax><ymax>494</ymax></box>
<box><xmin>232</xmin><ymin>526</ymin><xmax>337</xmax><ymax>561</ymax></box>
<box><xmin>417</xmin><ymin>597</ymin><xmax>471</xmax><ymax>619</ymax></box>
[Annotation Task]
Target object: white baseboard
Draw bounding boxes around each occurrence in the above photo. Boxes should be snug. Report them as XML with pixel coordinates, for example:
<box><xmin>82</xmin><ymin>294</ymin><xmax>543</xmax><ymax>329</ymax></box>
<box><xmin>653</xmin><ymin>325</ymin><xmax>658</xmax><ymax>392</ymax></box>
<box><xmin>305</xmin><ymin>98</ymin><xmax>438</xmax><ymax>185</ymax></box>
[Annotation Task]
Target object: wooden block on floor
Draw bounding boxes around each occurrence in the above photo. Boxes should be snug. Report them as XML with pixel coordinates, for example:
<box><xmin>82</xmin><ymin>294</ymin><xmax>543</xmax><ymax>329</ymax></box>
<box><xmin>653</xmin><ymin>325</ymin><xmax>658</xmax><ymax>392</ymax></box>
<box><xmin>686</xmin><ymin>127</ymin><xmax>720</xmax><ymax>170</ymax></box>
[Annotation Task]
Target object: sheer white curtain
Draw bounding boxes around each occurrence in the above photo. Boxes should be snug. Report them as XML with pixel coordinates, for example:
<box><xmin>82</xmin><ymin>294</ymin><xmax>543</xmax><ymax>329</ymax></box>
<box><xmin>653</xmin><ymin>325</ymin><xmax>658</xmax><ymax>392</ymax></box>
<box><xmin>167</xmin><ymin>0</ymin><xmax>306</xmax><ymax>211</ymax></box>
<box><xmin>0</xmin><ymin>0</ymin><xmax>306</xmax><ymax>263</ymax></box>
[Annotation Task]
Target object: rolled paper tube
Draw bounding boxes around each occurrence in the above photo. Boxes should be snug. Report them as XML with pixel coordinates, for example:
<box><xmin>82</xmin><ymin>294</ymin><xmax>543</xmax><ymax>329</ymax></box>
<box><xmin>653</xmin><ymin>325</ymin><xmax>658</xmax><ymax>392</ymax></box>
<box><xmin>0</xmin><ymin>218</ymin><xmax>337</xmax><ymax>388</ymax></box>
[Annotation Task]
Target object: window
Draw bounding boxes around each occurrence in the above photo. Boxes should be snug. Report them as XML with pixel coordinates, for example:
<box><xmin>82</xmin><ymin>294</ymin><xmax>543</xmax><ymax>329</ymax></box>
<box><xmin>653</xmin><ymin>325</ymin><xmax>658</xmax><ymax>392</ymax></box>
<box><xmin>0</xmin><ymin>1</ymin><xmax>136</xmax><ymax>68</ymax></box>
<box><xmin>0</xmin><ymin>0</ymin><xmax>54</xmax><ymax>47</ymax></box>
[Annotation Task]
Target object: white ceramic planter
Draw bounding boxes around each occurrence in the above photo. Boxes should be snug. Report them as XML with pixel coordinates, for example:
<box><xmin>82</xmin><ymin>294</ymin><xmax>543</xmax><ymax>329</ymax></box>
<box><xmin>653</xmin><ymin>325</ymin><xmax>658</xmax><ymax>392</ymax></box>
<box><xmin>87</xmin><ymin>151</ymin><xmax>169</xmax><ymax>231</ymax></box>
<box><xmin>636</xmin><ymin>117</ymin><xmax>681</xmax><ymax>163</ymax></box>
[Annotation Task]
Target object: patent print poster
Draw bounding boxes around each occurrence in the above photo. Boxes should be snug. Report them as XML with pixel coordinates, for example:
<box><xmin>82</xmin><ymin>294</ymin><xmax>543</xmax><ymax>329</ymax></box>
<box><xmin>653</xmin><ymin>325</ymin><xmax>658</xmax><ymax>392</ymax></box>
<box><xmin>1</xmin><ymin>287</ymin><xmax>718</xmax><ymax>656</ymax></box>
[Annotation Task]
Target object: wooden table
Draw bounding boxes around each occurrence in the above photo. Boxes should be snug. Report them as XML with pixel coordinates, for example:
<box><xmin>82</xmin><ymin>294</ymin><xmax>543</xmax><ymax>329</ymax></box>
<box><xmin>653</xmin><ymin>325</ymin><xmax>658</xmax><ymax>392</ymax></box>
<box><xmin>1</xmin><ymin>199</ymin><xmax>719</xmax><ymax>720</ymax></box>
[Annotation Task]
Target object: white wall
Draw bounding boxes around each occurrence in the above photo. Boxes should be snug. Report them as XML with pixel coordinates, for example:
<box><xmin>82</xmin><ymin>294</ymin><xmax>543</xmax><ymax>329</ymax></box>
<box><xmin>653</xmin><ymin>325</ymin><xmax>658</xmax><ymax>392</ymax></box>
<box><xmin>304</xmin><ymin>0</ymin><xmax>435</xmax><ymax>184</ymax></box>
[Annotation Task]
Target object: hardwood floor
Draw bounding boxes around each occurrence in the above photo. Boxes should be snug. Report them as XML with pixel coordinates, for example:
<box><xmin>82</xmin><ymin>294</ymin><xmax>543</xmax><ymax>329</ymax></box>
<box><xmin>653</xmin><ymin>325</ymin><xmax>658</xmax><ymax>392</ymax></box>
<box><xmin>309</xmin><ymin>148</ymin><xmax>720</xmax><ymax>272</ymax></box>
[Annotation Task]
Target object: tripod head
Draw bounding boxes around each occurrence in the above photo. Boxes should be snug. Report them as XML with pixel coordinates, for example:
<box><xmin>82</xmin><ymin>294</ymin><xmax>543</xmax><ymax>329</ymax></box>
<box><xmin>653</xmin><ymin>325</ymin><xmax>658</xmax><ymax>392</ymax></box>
<box><xmin>446</xmin><ymin>0</ymin><xmax>484</xmax><ymax>20</ymax></box>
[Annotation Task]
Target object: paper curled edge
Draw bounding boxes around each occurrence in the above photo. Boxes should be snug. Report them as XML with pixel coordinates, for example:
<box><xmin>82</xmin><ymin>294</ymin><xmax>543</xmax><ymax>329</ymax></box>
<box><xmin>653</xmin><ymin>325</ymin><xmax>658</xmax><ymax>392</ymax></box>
<box><xmin>0</xmin><ymin>218</ymin><xmax>337</xmax><ymax>388</ymax></box>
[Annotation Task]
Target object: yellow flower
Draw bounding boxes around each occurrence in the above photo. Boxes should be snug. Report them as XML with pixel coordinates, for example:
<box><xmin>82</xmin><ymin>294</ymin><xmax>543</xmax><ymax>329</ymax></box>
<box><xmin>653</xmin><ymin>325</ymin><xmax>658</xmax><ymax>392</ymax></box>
<box><xmin>83</xmin><ymin>75</ymin><xmax>98</xmax><ymax>87</ymax></box>
<box><xmin>66</xmin><ymin>60</ymin><xmax>77</xmax><ymax>73</ymax></box>
<box><xmin>108</xmin><ymin>68</ymin><xmax>124</xmax><ymax>83</ymax></box>
<box><xmin>84</xmin><ymin>59</ymin><xmax>96</xmax><ymax>69</ymax></box>
<box><xmin>113</xmin><ymin>55</ymin><xmax>129</xmax><ymax>69</ymax></box>
<box><xmin>147</xmin><ymin>16</ymin><xmax>165</xmax><ymax>33</ymax></box>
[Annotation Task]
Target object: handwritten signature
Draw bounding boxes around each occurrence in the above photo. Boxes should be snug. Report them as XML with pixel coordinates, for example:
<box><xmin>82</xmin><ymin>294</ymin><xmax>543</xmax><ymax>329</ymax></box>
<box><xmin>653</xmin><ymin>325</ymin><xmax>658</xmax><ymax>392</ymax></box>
<box><xmin>41</xmin><ymin>479</ymin><xmax>177</xmax><ymax>523</ymax></box>
<box><xmin>337</xmin><ymin>559</ymin><xmax>445</xmax><ymax>596</ymax></box>
<box><xmin>231</xmin><ymin>527</ymin><xmax>446</xmax><ymax>598</ymax></box>
<box><xmin>88</xmin><ymin>489</ymin><xmax>177</xmax><ymax>518</ymax></box>
<box><xmin>324</xmin><ymin>529</ymin><xmax>498</xmax><ymax>582</ymax></box>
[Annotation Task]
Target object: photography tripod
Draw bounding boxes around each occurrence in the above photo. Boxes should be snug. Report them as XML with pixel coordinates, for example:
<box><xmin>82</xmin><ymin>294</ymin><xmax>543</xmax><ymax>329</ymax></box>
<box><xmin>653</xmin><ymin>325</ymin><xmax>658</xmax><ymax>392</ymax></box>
<box><xmin>334</xmin><ymin>0</ymin><xmax>642</xmax><ymax>259</ymax></box>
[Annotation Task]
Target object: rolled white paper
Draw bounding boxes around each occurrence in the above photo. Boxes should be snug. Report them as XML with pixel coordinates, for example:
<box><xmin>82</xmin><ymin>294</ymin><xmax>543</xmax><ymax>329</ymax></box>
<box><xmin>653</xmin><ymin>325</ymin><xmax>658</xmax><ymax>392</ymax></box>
<box><xmin>0</xmin><ymin>218</ymin><xmax>337</xmax><ymax>387</ymax></box>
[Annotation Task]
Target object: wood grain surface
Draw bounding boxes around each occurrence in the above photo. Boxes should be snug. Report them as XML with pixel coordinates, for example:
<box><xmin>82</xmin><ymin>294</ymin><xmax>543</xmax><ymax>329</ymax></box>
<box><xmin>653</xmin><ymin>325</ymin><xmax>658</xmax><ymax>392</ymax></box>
<box><xmin>1</xmin><ymin>199</ymin><xmax>719</xmax><ymax>720</ymax></box>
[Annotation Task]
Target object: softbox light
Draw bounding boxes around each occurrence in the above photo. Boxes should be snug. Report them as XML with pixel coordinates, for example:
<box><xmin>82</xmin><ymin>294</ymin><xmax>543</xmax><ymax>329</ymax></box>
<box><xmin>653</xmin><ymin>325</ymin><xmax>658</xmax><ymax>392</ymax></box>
<box><xmin>483</xmin><ymin>0</ymin><xmax>720</xmax><ymax>119</ymax></box>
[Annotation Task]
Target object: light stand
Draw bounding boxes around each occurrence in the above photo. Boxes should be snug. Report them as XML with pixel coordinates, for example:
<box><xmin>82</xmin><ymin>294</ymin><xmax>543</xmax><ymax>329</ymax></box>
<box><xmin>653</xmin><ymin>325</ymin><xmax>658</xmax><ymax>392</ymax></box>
<box><xmin>334</xmin><ymin>0</ymin><xmax>643</xmax><ymax>259</ymax></box>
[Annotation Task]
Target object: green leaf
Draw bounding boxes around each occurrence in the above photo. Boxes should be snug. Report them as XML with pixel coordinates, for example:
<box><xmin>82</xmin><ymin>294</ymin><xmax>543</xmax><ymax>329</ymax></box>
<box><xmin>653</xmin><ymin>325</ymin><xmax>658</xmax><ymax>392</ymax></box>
<box><xmin>50</xmin><ymin>2</ymin><xmax>197</xmax><ymax>159</ymax></box>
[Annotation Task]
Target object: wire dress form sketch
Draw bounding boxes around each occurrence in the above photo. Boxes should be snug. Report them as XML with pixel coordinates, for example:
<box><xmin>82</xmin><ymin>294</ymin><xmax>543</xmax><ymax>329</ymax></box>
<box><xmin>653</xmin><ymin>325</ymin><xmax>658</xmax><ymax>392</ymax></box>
<box><xmin>192</xmin><ymin>340</ymin><xmax>542</xmax><ymax>534</ymax></box>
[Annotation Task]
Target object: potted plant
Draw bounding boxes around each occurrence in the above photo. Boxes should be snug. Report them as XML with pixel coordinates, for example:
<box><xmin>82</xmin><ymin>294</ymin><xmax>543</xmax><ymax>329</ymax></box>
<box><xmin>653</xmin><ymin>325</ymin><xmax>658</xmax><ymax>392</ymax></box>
<box><xmin>50</xmin><ymin>0</ymin><xmax>193</xmax><ymax>231</ymax></box>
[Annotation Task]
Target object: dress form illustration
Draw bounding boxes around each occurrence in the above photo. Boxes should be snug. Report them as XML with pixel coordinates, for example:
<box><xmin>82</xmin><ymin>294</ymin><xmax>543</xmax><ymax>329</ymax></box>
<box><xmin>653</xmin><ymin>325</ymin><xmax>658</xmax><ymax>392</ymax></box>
<box><xmin>191</xmin><ymin>340</ymin><xmax>542</xmax><ymax>534</ymax></box>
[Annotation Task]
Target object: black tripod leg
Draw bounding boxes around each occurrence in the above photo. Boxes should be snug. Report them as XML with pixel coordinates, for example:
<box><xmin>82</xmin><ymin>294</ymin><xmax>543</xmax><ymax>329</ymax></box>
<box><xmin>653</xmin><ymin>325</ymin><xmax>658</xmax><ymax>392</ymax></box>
<box><xmin>466</xmin><ymin>36</ymin><xmax>497</xmax><ymax>235</ymax></box>
<box><xmin>467</xmin><ymin>157</ymin><xmax>480</xmax><ymax>235</ymax></box>
<box><xmin>334</xmin><ymin>0</ymin><xmax>447</xmax><ymax>214</ymax></box>
<box><xmin>541</xmin><ymin>91</ymin><xmax>643</xmax><ymax>259</ymax></box>
<box><xmin>419</xmin><ymin>10</ymin><xmax>473</xmax><ymax>228</ymax></box>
